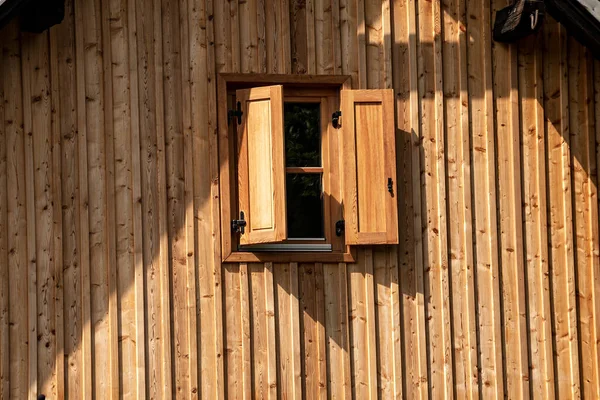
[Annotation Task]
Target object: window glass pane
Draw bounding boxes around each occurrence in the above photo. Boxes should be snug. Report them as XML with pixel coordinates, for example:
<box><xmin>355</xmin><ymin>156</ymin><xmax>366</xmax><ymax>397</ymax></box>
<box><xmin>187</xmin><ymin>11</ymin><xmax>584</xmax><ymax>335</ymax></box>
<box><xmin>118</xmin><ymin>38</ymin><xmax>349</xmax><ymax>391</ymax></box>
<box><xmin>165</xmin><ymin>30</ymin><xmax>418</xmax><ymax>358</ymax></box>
<box><xmin>286</xmin><ymin>174</ymin><xmax>324</xmax><ymax>238</ymax></box>
<box><xmin>284</xmin><ymin>102</ymin><xmax>321</xmax><ymax>167</ymax></box>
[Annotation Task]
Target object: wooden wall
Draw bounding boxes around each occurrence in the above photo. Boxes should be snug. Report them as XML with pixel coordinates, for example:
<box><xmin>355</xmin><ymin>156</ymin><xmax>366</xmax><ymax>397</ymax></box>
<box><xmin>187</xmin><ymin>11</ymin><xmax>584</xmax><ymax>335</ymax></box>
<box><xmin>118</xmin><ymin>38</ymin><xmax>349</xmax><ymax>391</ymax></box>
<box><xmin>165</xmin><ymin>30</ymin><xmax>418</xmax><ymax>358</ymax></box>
<box><xmin>0</xmin><ymin>0</ymin><xmax>599</xmax><ymax>398</ymax></box>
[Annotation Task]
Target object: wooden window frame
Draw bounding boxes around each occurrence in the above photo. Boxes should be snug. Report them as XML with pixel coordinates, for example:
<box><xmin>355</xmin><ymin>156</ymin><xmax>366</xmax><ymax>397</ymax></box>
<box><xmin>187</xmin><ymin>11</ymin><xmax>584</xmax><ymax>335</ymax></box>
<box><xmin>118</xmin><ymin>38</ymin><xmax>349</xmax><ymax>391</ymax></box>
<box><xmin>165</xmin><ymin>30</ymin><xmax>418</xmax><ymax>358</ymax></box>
<box><xmin>218</xmin><ymin>73</ymin><xmax>356</xmax><ymax>263</ymax></box>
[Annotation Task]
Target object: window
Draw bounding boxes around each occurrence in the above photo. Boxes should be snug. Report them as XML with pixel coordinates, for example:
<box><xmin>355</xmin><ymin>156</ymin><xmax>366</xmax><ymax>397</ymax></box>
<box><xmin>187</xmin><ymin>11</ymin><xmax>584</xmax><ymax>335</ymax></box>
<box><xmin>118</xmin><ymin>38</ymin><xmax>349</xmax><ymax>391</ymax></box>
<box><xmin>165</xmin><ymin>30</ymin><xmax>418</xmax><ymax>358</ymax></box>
<box><xmin>218</xmin><ymin>74</ymin><xmax>398</xmax><ymax>263</ymax></box>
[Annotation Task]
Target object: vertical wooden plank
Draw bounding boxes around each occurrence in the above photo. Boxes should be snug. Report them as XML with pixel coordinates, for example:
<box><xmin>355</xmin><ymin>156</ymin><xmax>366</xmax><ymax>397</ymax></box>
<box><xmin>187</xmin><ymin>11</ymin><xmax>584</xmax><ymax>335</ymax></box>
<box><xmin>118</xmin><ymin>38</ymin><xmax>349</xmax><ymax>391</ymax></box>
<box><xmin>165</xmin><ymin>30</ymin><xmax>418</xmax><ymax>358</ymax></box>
<box><xmin>331</xmin><ymin>0</ymin><xmax>342</xmax><ymax>75</ymax></box>
<box><xmin>324</xmin><ymin>263</ymin><xmax>351</xmax><ymax>399</ymax></box>
<box><xmin>0</xmin><ymin>38</ymin><xmax>9</xmax><ymax>400</ymax></box>
<box><xmin>568</xmin><ymin>37</ymin><xmax>599</xmax><ymax>400</ymax></box>
<box><xmin>290</xmin><ymin>0</ymin><xmax>308</xmax><ymax>74</ymax></box>
<box><xmin>249</xmin><ymin>264</ymin><xmax>278</xmax><ymax>398</ymax></box>
<box><xmin>356</xmin><ymin>0</ymin><xmax>367</xmax><ymax>88</ymax></box>
<box><xmin>265</xmin><ymin>263</ymin><xmax>278</xmax><ymax>399</ymax></box>
<box><xmin>465</xmin><ymin>0</ymin><xmax>503</xmax><ymax>397</ymax></box>
<box><xmin>29</xmin><ymin>28</ymin><xmax>58</xmax><ymax>399</ymax></box>
<box><xmin>240</xmin><ymin>263</ymin><xmax>253</xmax><ymax>400</ymax></box>
<box><xmin>56</xmin><ymin>1</ymin><xmax>85</xmax><ymax>396</ymax></box>
<box><xmin>134</xmin><ymin>0</ymin><xmax>173</xmax><ymax>392</ymax></box>
<box><xmin>20</xmin><ymin>32</ymin><xmax>38</xmax><ymax>400</ymax></box>
<box><xmin>339</xmin><ymin>0</ymin><xmax>358</xmax><ymax>86</ymax></box>
<box><xmin>543</xmin><ymin>18</ymin><xmax>581</xmax><ymax>400</ymax></box>
<box><xmin>299</xmin><ymin>263</ymin><xmax>327</xmax><ymax>400</ymax></box>
<box><xmin>80</xmin><ymin>0</ymin><xmax>113</xmax><ymax>393</ymax></box>
<box><xmin>253</xmin><ymin>262</ymin><xmax>266</xmax><ymax>400</ymax></box>
<box><xmin>381</xmin><ymin>0</ymin><xmax>392</xmax><ymax>89</ymax></box>
<box><xmin>257</xmin><ymin>0</ymin><xmax>267</xmax><ymax>72</ymax></box>
<box><xmin>224</xmin><ymin>264</ymin><xmax>241</xmax><ymax>398</ymax></box>
<box><xmin>315</xmin><ymin>263</ymin><xmax>327</xmax><ymax>399</ymax></box>
<box><xmin>274</xmin><ymin>263</ymin><xmax>302</xmax><ymax>399</ymax></box>
<box><xmin>179</xmin><ymin>0</ymin><xmax>200</xmax><ymax>396</ymax></box>
<box><xmin>73</xmin><ymin>0</ymin><xmax>94</xmax><ymax>393</ymax></box>
<box><xmin>187</xmin><ymin>0</ymin><xmax>224</xmax><ymax>396</ymax></box>
<box><xmin>305</xmin><ymin>0</ymin><xmax>317</xmax><ymax>74</ymax></box>
<box><xmin>417</xmin><ymin>0</ymin><xmax>453</xmax><ymax>397</ymax></box>
<box><xmin>347</xmin><ymin>250</ymin><xmax>378</xmax><ymax>400</ymax></box>
<box><xmin>230</xmin><ymin>0</ymin><xmax>241</xmax><ymax>73</ymax></box>
<box><xmin>49</xmin><ymin>23</ymin><xmax>66</xmax><ymax>400</ymax></box>
<box><xmin>153</xmin><ymin>0</ymin><xmax>173</xmax><ymax>394</ymax></box>
<box><xmin>100</xmin><ymin>0</ymin><xmax>120</xmax><ymax>395</ymax></box>
<box><xmin>518</xmin><ymin>32</ymin><xmax>555</xmax><ymax>400</ymax></box>
<box><xmin>364</xmin><ymin>0</ymin><xmax>381</xmax><ymax>88</ymax></box>
<box><xmin>594</xmin><ymin>56</ymin><xmax>600</xmax><ymax>400</ymax></box>
<box><xmin>391</xmin><ymin>0</ymin><xmax>428</xmax><ymax>397</ymax></box>
<box><xmin>373</xmin><ymin>247</ymin><xmax>403</xmax><ymax>399</ymax></box>
<box><xmin>126</xmin><ymin>0</ymin><xmax>148</xmax><ymax>394</ymax></box>
<box><xmin>254</xmin><ymin>0</ymin><xmax>266</xmax><ymax>73</ymax></box>
<box><xmin>315</xmin><ymin>0</ymin><xmax>334</xmax><ymax>75</ymax></box>
<box><xmin>107</xmin><ymin>0</ymin><xmax>143</xmax><ymax>395</ymax></box>
<box><xmin>279</xmin><ymin>0</ymin><xmax>292</xmax><ymax>74</ymax></box>
<box><xmin>491</xmin><ymin>0</ymin><xmax>530</xmax><ymax>398</ymax></box>
<box><xmin>162</xmin><ymin>0</ymin><xmax>197</xmax><ymax>395</ymax></box>
<box><xmin>239</xmin><ymin>0</ymin><xmax>258</xmax><ymax>73</ymax></box>
<box><xmin>3</xmin><ymin>22</ymin><xmax>29</xmax><ymax>400</ymax></box>
<box><xmin>214</xmin><ymin>0</ymin><xmax>233</xmax><ymax>73</ymax></box>
<box><xmin>441</xmin><ymin>0</ymin><xmax>478</xmax><ymax>397</ymax></box>
<box><xmin>207</xmin><ymin>0</ymin><xmax>226</xmax><ymax>395</ymax></box>
<box><xmin>188</xmin><ymin>0</ymin><xmax>210</xmax><ymax>396</ymax></box>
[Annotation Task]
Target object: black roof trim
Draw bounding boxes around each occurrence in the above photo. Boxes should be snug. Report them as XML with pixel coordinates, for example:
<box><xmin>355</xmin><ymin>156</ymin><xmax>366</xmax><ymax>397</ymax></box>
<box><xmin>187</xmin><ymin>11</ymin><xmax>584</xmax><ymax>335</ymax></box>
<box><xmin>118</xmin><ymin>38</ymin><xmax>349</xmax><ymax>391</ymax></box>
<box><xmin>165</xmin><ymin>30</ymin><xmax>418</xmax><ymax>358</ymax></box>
<box><xmin>1</xmin><ymin>0</ymin><xmax>599</xmax><ymax>55</ymax></box>
<box><xmin>0</xmin><ymin>0</ymin><xmax>64</xmax><ymax>33</ymax></box>
<box><xmin>0</xmin><ymin>0</ymin><xmax>31</xmax><ymax>30</ymax></box>
<box><xmin>546</xmin><ymin>0</ymin><xmax>600</xmax><ymax>56</ymax></box>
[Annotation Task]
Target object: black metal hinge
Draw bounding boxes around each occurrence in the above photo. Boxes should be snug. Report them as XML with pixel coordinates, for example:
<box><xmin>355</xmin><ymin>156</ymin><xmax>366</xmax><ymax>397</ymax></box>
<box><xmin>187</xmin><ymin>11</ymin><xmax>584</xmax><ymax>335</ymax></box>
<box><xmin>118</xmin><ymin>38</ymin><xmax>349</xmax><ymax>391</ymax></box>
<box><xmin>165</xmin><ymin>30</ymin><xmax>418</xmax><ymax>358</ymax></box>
<box><xmin>335</xmin><ymin>220</ymin><xmax>345</xmax><ymax>237</ymax></box>
<box><xmin>332</xmin><ymin>111</ymin><xmax>342</xmax><ymax>129</ymax></box>
<box><xmin>228</xmin><ymin>101</ymin><xmax>243</xmax><ymax>125</ymax></box>
<box><xmin>232</xmin><ymin>211</ymin><xmax>247</xmax><ymax>234</ymax></box>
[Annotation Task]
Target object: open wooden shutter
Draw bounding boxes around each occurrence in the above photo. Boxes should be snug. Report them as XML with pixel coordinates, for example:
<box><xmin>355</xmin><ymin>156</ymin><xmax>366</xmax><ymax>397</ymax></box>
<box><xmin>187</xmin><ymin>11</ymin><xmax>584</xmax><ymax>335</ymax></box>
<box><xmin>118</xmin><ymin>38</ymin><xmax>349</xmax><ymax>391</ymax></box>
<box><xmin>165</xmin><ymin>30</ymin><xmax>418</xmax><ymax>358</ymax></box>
<box><xmin>341</xmin><ymin>89</ymin><xmax>398</xmax><ymax>245</ymax></box>
<box><xmin>236</xmin><ymin>85</ymin><xmax>287</xmax><ymax>245</ymax></box>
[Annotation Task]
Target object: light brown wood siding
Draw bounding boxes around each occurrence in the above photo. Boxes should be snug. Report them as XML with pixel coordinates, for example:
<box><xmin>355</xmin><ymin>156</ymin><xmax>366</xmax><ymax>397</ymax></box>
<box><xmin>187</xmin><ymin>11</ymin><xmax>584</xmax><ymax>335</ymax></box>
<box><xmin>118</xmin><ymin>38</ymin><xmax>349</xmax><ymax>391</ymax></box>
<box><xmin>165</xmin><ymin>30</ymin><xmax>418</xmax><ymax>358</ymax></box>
<box><xmin>0</xmin><ymin>0</ymin><xmax>599</xmax><ymax>399</ymax></box>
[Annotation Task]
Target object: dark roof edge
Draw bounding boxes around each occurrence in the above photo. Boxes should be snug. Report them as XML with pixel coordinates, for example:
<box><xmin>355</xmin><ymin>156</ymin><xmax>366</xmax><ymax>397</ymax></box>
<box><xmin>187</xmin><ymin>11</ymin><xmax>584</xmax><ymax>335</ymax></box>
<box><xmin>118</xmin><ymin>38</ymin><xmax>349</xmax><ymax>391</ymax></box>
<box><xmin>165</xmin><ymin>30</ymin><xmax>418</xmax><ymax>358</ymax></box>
<box><xmin>0</xmin><ymin>0</ymin><xmax>24</xmax><ymax>29</ymax></box>
<box><xmin>545</xmin><ymin>0</ymin><xmax>600</xmax><ymax>56</ymax></box>
<box><xmin>1</xmin><ymin>0</ymin><xmax>599</xmax><ymax>56</ymax></box>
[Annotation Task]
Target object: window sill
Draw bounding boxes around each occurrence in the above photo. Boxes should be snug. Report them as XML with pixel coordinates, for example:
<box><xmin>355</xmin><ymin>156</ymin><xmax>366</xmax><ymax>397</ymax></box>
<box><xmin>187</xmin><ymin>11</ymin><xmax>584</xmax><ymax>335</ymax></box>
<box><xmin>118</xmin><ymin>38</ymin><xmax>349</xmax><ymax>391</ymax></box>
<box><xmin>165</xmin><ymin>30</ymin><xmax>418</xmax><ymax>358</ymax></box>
<box><xmin>222</xmin><ymin>249</ymin><xmax>356</xmax><ymax>264</ymax></box>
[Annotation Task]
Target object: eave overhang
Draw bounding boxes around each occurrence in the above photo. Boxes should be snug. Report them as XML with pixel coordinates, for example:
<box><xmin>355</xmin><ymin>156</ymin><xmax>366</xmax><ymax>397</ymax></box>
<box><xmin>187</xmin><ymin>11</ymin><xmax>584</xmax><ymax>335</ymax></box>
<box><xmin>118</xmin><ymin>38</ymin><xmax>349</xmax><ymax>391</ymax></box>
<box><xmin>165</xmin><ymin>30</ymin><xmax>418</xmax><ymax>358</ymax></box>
<box><xmin>546</xmin><ymin>0</ymin><xmax>600</xmax><ymax>56</ymax></box>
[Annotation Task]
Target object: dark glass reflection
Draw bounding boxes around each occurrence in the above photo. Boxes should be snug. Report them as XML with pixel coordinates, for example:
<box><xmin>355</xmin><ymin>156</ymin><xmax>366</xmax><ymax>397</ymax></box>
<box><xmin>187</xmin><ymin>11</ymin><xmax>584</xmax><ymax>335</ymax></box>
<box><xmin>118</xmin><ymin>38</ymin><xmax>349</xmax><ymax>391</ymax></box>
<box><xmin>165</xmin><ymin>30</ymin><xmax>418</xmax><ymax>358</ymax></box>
<box><xmin>284</xmin><ymin>103</ymin><xmax>321</xmax><ymax>167</ymax></box>
<box><xmin>286</xmin><ymin>174</ymin><xmax>324</xmax><ymax>238</ymax></box>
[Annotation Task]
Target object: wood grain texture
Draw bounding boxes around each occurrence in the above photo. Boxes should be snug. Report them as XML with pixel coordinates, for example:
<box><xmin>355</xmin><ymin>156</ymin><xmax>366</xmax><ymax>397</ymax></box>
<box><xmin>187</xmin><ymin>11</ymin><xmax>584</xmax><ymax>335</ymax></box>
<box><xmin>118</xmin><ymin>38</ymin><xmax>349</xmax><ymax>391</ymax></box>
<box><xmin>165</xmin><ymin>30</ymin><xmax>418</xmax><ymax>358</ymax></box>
<box><xmin>492</xmin><ymin>0</ymin><xmax>530</xmax><ymax>398</ymax></box>
<box><xmin>466</xmin><ymin>0</ymin><xmax>504</xmax><ymax>397</ymax></box>
<box><xmin>544</xmin><ymin>17</ymin><xmax>581</xmax><ymax>400</ymax></box>
<box><xmin>236</xmin><ymin>85</ymin><xmax>286</xmax><ymax>245</ymax></box>
<box><xmin>3</xmin><ymin>22</ymin><xmax>30</xmax><ymax>400</ymax></box>
<box><xmin>0</xmin><ymin>34</ymin><xmax>8</xmax><ymax>400</ymax></box>
<box><xmin>1</xmin><ymin>0</ymin><xmax>600</xmax><ymax>399</ymax></box>
<box><xmin>518</xmin><ymin>31</ymin><xmax>555</xmax><ymax>400</ymax></box>
<box><xmin>341</xmin><ymin>89</ymin><xmax>398</xmax><ymax>245</ymax></box>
